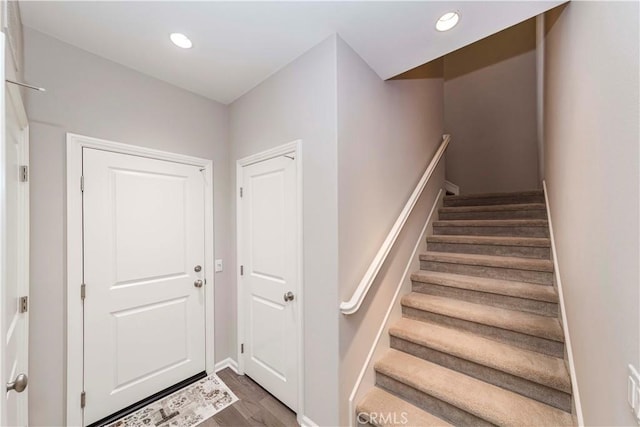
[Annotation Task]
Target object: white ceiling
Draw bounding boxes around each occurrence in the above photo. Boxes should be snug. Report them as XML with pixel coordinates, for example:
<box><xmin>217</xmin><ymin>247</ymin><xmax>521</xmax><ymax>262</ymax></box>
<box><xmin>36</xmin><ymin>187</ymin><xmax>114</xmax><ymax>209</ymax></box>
<box><xmin>19</xmin><ymin>1</ymin><xmax>564</xmax><ymax>105</ymax></box>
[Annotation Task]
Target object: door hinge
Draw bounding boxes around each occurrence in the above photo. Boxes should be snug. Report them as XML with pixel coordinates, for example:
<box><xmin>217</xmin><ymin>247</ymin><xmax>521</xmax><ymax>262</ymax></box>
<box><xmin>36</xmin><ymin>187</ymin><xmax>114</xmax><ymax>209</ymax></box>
<box><xmin>81</xmin><ymin>284</ymin><xmax>86</xmax><ymax>300</ymax></box>
<box><xmin>241</xmin><ymin>343</ymin><xmax>244</xmax><ymax>354</ymax></box>
<box><xmin>239</xmin><ymin>187</ymin><xmax>243</xmax><ymax>198</ymax></box>
<box><xmin>18</xmin><ymin>296</ymin><xmax>28</xmax><ymax>313</ymax></box>
<box><xmin>240</xmin><ymin>265</ymin><xmax>244</xmax><ymax>276</ymax></box>
<box><xmin>80</xmin><ymin>176</ymin><xmax>84</xmax><ymax>192</ymax></box>
<box><xmin>80</xmin><ymin>391</ymin><xmax>86</xmax><ymax>409</ymax></box>
<box><xmin>19</xmin><ymin>166</ymin><xmax>28</xmax><ymax>182</ymax></box>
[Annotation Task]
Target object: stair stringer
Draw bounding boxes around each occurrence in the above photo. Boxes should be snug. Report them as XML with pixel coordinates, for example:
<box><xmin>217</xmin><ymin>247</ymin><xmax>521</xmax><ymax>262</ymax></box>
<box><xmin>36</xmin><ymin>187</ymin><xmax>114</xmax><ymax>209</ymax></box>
<box><xmin>347</xmin><ymin>189</ymin><xmax>444</xmax><ymax>427</ymax></box>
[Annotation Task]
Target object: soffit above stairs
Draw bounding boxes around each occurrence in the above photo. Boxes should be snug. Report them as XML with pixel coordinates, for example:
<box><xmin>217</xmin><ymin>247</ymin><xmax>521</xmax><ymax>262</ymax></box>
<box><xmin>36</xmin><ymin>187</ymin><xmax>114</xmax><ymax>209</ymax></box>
<box><xmin>20</xmin><ymin>1</ymin><xmax>566</xmax><ymax>104</ymax></box>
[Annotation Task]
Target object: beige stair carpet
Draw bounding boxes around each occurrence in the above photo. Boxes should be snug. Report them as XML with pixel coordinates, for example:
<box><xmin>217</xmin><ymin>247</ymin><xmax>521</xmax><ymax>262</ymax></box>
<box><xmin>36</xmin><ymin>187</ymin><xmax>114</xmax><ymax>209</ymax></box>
<box><xmin>358</xmin><ymin>190</ymin><xmax>576</xmax><ymax>426</ymax></box>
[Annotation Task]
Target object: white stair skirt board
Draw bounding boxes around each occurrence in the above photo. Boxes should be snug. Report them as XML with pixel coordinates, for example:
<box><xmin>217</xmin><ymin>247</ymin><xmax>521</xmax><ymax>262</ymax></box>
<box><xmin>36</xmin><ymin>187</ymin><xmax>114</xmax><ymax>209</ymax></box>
<box><xmin>444</xmin><ymin>180</ymin><xmax>460</xmax><ymax>195</ymax></box>
<box><xmin>105</xmin><ymin>374</ymin><xmax>238</xmax><ymax>427</ymax></box>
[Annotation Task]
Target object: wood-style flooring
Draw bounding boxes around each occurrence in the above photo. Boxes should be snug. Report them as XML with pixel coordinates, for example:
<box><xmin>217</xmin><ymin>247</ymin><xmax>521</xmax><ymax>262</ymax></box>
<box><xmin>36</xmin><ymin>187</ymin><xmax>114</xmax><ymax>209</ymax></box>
<box><xmin>201</xmin><ymin>368</ymin><xmax>298</xmax><ymax>427</ymax></box>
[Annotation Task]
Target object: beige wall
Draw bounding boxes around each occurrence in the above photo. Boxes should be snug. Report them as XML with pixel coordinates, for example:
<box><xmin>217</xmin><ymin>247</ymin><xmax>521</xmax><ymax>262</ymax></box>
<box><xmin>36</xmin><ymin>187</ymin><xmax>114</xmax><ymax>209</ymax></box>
<box><xmin>23</xmin><ymin>28</ymin><xmax>231</xmax><ymax>426</ymax></box>
<box><xmin>444</xmin><ymin>19</ymin><xmax>540</xmax><ymax>194</ymax></box>
<box><xmin>543</xmin><ymin>2</ymin><xmax>639</xmax><ymax>425</ymax></box>
<box><xmin>336</xmin><ymin>37</ymin><xmax>444</xmax><ymax>425</ymax></box>
<box><xmin>229</xmin><ymin>35</ymin><xmax>340</xmax><ymax>426</ymax></box>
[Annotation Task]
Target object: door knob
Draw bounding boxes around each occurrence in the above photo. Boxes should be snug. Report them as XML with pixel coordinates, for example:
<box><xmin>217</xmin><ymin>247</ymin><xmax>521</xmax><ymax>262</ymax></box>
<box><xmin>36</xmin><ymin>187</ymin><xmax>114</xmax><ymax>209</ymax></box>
<box><xmin>6</xmin><ymin>373</ymin><xmax>28</xmax><ymax>393</ymax></box>
<box><xmin>194</xmin><ymin>265</ymin><xmax>202</xmax><ymax>273</ymax></box>
<box><xmin>194</xmin><ymin>279</ymin><xmax>203</xmax><ymax>288</ymax></box>
<box><xmin>283</xmin><ymin>291</ymin><xmax>295</xmax><ymax>302</ymax></box>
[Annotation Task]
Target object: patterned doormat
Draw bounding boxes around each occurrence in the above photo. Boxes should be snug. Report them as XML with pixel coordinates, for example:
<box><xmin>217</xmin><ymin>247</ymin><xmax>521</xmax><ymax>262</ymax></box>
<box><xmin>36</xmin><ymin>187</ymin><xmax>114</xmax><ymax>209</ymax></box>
<box><xmin>105</xmin><ymin>374</ymin><xmax>239</xmax><ymax>427</ymax></box>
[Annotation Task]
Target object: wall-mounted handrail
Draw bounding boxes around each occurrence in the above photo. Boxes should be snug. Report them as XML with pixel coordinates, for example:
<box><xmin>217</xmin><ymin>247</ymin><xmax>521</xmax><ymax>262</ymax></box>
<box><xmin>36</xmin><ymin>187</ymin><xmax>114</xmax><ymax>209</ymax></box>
<box><xmin>340</xmin><ymin>134</ymin><xmax>451</xmax><ymax>315</ymax></box>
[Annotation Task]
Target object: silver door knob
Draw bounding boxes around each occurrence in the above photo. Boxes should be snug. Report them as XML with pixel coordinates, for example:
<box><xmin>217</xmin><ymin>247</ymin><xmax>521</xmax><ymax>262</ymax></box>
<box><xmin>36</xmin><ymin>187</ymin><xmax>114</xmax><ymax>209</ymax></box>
<box><xmin>283</xmin><ymin>291</ymin><xmax>295</xmax><ymax>302</ymax></box>
<box><xmin>194</xmin><ymin>279</ymin><xmax>203</xmax><ymax>288</ymax></box>
<box><xmin>194</xmin><ymin>265</ymin><xmax>202</xmax><ymax>273</ymax></box>
<box><xmin>6</xmin><ymin>373</ymin><xmax>27</xmax><ymax>393</ymax></box>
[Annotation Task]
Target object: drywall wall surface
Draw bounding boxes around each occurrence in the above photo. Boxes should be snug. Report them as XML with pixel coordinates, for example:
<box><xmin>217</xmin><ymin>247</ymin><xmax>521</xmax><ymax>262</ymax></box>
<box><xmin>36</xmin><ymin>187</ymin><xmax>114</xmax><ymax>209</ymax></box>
<box><xmin>543</xmin><ymin>2</ymin><xmax>639</xmax><ymax>425</ymax></box>
<box><xmin>23</xmin><ymin>28</ymin><xmax>231</xmax><ymax>425</ymax></box>
<box><xmin>444</xmin><ymin>19</ymin><xmax>539</xmax><ymax>194</ymax></box>
<box><xmin>229</xmin><ymin>35</ymin><xmax>340</xmax><ymax>426</ymax></box>
<box><xmin>336</xmin><ymin>36</ymin><xmax>444</xmax><ymax>425</ymax></box>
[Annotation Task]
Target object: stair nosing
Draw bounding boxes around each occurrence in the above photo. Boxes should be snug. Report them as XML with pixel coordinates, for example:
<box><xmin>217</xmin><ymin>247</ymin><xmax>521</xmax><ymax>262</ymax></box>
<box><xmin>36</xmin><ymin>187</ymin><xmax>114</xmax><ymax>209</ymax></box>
<box><xmin>434</xmin><ymin>219</ymin><xmax>549</xmax><ymax>227</ymax></box>
<box><xmin>439</xmin><ymin>203</ymin><xmax>547</xmax><ymax>213</ymax></box>
<box><xmin>389</xmin><ymin>318</ymin><xmax>571</xmax><ymax>393</ymax></box>
<box><xmin>401</xmin><ymin>293</ymin><xmax>564</xmax><ymax>342</ymax></box>
<box><xmin>427</xmin><ymin>235</ymin><xmax>551</xmax><ymax>247</ymax></box>
<box><xmin>357</xmin><ymin>387</ymin><xmax>454</xmax><ymax>427</ymax></box>
<box><xmin>444</xmin><ymin>190</ymin><xmax>544</xmax><ymax>200</ymax></box>
<box><xmin>375</xmin><ymin>349</ymin><xmax>574</xmax><ymax>426</ymax></box>
<box><xmin>410</xmin><ymin>271</ymin><xmax>558</xmax><ymax>302</ymax></box>
<box><xmin>420</xmin><ymin>251</ymin><xmax>554</xmax><ymax>272</ymax></box>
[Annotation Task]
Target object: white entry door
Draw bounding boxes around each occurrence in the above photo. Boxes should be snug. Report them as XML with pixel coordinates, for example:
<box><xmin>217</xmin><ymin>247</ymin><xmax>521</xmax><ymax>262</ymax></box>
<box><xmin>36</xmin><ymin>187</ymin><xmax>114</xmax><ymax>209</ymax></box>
<box><xmin>1</xmin><ymin>60</ymin><xmax>30</xmax><ymax>425</ymax></box>
<box><xmin>82</xmin><ymin>148</ymin><xmax>206</xmax><ymax>424</ymax></box>
<box><xmin>239</xmin><ymin>153</ymin><xmax>299</xmax><ymax>411</ymax></box>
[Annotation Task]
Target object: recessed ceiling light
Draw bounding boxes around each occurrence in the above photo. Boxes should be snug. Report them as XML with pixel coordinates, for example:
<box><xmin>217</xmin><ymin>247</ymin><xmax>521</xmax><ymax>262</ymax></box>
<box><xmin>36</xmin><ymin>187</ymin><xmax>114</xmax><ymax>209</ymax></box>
<box><xmin>170</xmin><ymin>33</ymin><xmax>193</xmax><ymax>49</ymax></box>
<box><xmin>436</xmin><ymin>12</ymin><xmax>460</xmax><ymax>32</ymax></box>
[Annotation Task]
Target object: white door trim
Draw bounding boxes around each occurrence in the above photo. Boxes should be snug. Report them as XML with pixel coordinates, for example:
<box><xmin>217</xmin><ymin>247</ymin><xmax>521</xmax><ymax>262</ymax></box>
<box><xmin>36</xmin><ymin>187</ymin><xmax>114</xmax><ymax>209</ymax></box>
<box><xmin>66</xmin><ymin>133</ymin><xmax>215</xmax><ymax>426</ymax></box>
<box><xmin>1</xmin><ymin>38</ymin><xmax>30</xmax><ymax>425</ymax></box>
<box><xmin>236</xmin><ymin>140</ymin><xmax>304</xmax><ymax>423</ymax></box>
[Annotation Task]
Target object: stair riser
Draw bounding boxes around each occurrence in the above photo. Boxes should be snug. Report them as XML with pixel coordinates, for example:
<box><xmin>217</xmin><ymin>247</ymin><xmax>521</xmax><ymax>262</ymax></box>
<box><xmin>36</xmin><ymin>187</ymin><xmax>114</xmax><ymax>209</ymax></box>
<box><xmin>420</xmin><ymin>261</ymin><xmax>554</xmax><ymax>285</ymax></box>
<box><xmin>390</xmin><ymin>337</ymin><xmax>572</xmax><ymax>412</ymax></box>
<box><xmin>376</xmin><ymin>373</ymin><xmax>492</xmax><ymax>427</ymax></box>
<box><xmin>411</xmin><ymin>282</ymin><xmax>558</xmax><ymax>317</ymax></box>
<box><xmin>439</xmin><ymin>210</ymin><xmax>547</xmax><ymax>221</ymax></box>
<box><xmin>444</xmin><ymin>194</ymin><xmax>545</xmax><ymax>207</ymax></box>
<box><xmin>427</xmin><ymin>242</ymin><xmax>551</xmax><ymax>259</ymax></box>
<box><xmin>402</xmin><ymin>307</ymin><xmax>564</xmax><ymax>358</ymax></box>
<box><xmin>433</xmin><ymin>225</ymin><xmax>550</xmax><ymax>238</ymax></box>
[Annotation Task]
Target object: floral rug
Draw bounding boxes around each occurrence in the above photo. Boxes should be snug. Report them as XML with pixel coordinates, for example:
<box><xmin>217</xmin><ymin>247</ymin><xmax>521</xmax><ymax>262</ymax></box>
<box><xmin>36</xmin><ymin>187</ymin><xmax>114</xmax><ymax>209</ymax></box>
<box><xmin>105</xmin><ymin>374</ymin><xmax>239</xmax><ymax>427</ymax></box>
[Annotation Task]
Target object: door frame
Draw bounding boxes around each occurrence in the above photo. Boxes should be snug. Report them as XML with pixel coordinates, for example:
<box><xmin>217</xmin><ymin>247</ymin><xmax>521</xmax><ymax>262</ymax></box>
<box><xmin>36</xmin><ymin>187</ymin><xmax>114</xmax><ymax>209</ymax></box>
<box><xmin>66</xmin><ymin>133</ymin><xmax>215</xmax><ymax>426</ymax></box>
<box><xmin>1</xmin><ymin>38</ymin><xmax>30</xmax><ymax>426</ymax></box>
<box><xmin>236</xmin><ymin>140</ymin><xmax>304</xmax><ymax>421</ymax></box>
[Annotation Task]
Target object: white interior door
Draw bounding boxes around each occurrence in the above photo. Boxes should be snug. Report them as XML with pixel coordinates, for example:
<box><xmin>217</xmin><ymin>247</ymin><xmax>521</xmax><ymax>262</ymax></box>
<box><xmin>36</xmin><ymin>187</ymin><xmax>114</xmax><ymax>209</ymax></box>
<box><xmin>1</xmin><ymin>55</ymin><xmax>30</xmax><ymax>425</ymax></box>
<box><xmin>82</xmin><ymin>148</ymin><xmax>206</xmax><ymax>425</ymax></box>
<box><xmin>240</xmin><ymin>154</ymin><xmax>298</xmax><ymax>411</ymax></box>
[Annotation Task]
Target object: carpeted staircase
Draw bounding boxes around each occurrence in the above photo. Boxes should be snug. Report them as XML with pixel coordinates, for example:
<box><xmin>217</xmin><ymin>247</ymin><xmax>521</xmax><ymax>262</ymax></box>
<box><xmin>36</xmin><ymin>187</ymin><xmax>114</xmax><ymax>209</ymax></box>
<box><xmin>357</xmin><ymin>190</ymin><xmax>576</xmax><ymax>426</ymax></box>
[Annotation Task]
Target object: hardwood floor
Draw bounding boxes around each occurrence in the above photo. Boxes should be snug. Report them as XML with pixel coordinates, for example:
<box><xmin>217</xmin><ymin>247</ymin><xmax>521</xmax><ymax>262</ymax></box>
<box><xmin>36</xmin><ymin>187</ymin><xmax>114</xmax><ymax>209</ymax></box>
<box><xmin>201</xmin><ymin>368</ymin><xmax>298</xmax><ymax>427</ymax></box>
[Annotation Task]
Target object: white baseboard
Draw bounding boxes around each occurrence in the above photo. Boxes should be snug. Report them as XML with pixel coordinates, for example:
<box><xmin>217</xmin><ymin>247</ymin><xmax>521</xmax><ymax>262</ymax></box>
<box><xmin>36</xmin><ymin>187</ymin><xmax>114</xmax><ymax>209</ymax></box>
<box><xmin>444</xmin><ymin>180</ymin><xmax>460</xmax><ymax>195</ymax></box>
<box><xmin>298</xmin><ymin>415</ymin><xmax>319</xmax><ymax>427</ymax></box>
<box><xmin>543</xmin><ymin>180</ymin><xmax>584</xmax><ymax>426</ymax></box>
<box><xmin>214</xmin><ymin>357</ymin><xmax>239</xmax><ymax>375</ymax></box>
<box><xmin>346</xmin><ymin>188</ymin><xmax>444</xmax><ymax>427</ymax></box>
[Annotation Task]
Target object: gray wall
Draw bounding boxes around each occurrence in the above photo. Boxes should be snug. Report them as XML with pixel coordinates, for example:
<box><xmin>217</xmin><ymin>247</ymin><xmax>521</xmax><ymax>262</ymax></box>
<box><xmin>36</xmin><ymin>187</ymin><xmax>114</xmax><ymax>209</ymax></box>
<box><xmin>335</xmin><ymin>37</ymin><xmax>444</xmax><ymax>425</ymax></box>
<box><xmin>229</xmin><ymin>35</ymin><xmax>340</xmax><ymax>426</ymax></box>
<box><xmin>23</xmin><ymin>28</ymin><xmax>231</xmax><ymax>426</ymax></box>
<box><xmin>444</xmin><ymin>19</ymin><xmax>540</xmax><ymax>194</ymax></box>
<box><xmin>543</xmin><ymin>2</ymin><xmax>639</xmax><ymax>425</ymax></box>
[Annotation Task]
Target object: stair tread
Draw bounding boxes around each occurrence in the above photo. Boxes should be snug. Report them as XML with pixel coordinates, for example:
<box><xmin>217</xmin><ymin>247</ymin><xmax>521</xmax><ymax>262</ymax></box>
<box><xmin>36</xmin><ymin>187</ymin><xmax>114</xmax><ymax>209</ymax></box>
<box><xmin>375</xmin><ymin>349</ymin><xmax>575</xmax><ymax>426</ymax></box>
<box><xmin>357</xmin><ymin>387</ymin><xmax>453</xmax><ymax>427</ymax></box>
<box><xmin>434</xmin><ymin>219</ymin><xmax>548</xmax><ymax>227</ymax></box>
<box><xmin>411</xmin><ymin>271</ymin><xmax>557</xmax><ymax>302</ymax></box>
<box><xmin>427</xmin><ymin>235</ymin><xmax>551</xmax><ymax>247</ymax></box>
<box><xmin>390</xmin><ymin>318</ymin><xmax>571</xmax><ymax>393</ymax></box>
<box><xmin>420</xmin><ymin>251</ymin><xmax>554</xmax><ymax>272</ymax></box>
<box><xmin>401</xmin><ymin>293</ymin><xmax>564</xmax><ymax>342</ymax></box>
<box><xmin>440</xmin><ymin>203</ymin><xmax>546</xmax><ymax>213</ymax></box>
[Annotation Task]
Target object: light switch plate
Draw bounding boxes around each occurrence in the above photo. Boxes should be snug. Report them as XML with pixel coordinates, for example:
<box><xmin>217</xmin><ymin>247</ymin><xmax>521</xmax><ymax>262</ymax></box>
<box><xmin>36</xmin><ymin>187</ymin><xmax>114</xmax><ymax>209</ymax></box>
<box><xmin>215</xmin><ymin>259</ymin><xmax>223</xmax><ymax>272</ymax></box>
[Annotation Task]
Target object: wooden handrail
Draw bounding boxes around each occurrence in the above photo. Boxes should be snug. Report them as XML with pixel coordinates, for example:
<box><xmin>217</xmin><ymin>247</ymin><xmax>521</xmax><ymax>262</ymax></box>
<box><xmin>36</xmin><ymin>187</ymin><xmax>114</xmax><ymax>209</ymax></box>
<box><xmin>340</xmin><ymin>134</ymin><xmax>451</xmax><ymax>315</ymax></box>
